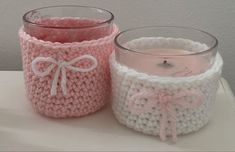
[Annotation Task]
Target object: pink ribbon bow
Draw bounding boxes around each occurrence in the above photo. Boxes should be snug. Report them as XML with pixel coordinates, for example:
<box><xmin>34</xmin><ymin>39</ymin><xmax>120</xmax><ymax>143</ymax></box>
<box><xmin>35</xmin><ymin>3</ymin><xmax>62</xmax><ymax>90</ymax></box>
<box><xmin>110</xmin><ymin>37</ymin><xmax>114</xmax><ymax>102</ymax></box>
<box><xmin>128</xmin><ymin>89</ymin><xmax>203</xmax><ymax>142</ymax></box>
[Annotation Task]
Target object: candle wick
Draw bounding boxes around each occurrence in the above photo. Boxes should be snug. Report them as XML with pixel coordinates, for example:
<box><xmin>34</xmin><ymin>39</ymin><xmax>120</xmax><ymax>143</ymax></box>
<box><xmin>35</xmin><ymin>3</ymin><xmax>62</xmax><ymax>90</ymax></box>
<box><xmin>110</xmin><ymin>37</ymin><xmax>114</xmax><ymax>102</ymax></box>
<box><xmin>158</xmin><ymin>59</ymin><xmax>173</xmax><ymax>68</ymax></box>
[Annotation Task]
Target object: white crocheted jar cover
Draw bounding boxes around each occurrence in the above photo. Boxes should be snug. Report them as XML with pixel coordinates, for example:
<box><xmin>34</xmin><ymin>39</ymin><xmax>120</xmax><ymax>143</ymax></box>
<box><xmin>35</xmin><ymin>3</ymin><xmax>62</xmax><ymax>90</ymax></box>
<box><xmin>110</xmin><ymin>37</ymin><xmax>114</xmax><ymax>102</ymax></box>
<box><xmin>110</xmin><ymin>37</ymin><xmax>223</xmax><ymax>141</ymax></box>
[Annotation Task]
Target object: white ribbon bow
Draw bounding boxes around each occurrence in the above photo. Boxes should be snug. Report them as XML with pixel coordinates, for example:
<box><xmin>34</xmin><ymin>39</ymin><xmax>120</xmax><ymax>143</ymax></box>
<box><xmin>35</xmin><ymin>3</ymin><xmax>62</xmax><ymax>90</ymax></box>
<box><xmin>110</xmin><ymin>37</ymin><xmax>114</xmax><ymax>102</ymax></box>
<box><xmin>31</xmin><ymin>55</ymin><xmax>98</xmax><ymax>96</ymax></box>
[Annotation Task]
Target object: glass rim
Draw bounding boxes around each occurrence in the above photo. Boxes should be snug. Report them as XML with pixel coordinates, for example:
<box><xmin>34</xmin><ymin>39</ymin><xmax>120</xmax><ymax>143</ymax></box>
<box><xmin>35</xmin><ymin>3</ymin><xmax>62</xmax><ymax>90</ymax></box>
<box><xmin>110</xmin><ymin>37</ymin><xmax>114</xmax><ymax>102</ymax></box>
<box><xmin>115</xmin><ymin>26</ymin><xmax>218</xmax><ymax>57</ymax></box>
<box><xmin>23</xmin><ymin>5</ymin><xmax>114</xmax><ymax>29</ymax></box>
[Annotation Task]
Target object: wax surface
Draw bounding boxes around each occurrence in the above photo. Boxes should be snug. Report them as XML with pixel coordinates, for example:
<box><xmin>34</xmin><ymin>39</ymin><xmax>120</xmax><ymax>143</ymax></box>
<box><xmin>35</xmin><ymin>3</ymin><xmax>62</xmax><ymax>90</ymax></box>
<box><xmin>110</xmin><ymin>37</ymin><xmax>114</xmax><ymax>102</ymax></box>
<box><xmin>24</xmin><ymin>18</ymin><xmax>112</xmax><ymax>43</ymax></box>
<box><xmin>118</xmin><ymin>49</ymin><xmax>210</xmax><ymax>77</ymax></box>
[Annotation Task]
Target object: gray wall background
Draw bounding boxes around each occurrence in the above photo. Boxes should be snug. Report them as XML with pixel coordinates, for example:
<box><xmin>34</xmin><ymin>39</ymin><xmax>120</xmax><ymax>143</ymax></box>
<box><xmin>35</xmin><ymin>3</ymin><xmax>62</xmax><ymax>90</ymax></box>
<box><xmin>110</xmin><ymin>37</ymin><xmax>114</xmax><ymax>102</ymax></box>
<box><xmin>0</xmin><ymin>0</ymin><xmax>235</xmax><ymax>92</ymax></box>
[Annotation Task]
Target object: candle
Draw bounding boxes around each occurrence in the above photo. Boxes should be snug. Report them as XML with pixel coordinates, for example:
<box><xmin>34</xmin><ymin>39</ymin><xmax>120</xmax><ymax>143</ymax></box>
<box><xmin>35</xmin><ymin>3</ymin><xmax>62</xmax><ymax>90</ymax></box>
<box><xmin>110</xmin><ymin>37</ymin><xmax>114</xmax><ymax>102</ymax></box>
<box><xmin>111</xmin><ymin>26</ymin><xmax>222</xmax><ymax>142</ymax></box>
<box><xmin>20</xmin><ymin>6</ymin><xmax>118</xmax><ymax>118</ymax></box>
<box><xmin>117</xmin><ymin>48</ymin><xmax>210</xmax><ymax>77</ymax></box>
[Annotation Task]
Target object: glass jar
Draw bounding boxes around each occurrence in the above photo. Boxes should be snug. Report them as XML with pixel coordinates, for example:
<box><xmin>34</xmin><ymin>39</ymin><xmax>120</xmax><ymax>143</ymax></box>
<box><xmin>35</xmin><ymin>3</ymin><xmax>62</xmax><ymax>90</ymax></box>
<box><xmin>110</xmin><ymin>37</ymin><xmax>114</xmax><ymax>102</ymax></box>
<box><xmin>110</xmin><ymin>26</ymin><xmax>223</xmax><ymax>141</ymax></box>
<box><xmin>19</xmin><ymin>5</ymin><xmax>118</xmax><ymax>118</ymax></box>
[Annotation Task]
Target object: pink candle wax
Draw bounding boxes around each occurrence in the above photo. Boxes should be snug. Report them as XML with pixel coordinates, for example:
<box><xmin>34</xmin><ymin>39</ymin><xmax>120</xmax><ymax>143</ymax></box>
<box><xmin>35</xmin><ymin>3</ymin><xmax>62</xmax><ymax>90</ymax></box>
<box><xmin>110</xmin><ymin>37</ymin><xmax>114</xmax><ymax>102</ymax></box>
<box><xmin>24</xmin><ymin>18</ymin><xmax>112</xmax><ymax>43</ymax></box>
<box><xmin>23</xmin><ymin>6</ymin><xmax>114</xmax><ymax>43</ymax></box>
<box><xmin>118</xmin><ymin>48</ymin><xmax>210</xmax><ymax>77</ymax></box>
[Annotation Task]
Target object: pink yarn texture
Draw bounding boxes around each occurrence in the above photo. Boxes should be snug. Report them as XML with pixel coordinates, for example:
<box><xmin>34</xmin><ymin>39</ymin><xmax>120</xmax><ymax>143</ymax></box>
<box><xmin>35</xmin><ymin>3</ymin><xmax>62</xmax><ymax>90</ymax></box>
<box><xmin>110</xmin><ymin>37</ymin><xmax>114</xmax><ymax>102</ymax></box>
<box><xmin>19</xmin><ymin>20</ymin><xmax>118</xmax><ymax>118</ymax></box>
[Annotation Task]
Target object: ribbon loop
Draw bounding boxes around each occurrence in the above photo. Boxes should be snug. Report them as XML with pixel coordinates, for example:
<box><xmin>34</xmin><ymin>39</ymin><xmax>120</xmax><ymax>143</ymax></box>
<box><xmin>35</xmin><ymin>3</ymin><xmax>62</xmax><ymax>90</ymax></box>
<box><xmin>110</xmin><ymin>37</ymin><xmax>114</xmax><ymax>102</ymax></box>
<box><xmin>31</xmin><ymin>55</ymin><xmax>98</xmax><ymax>96</ymax></box>
<box><xmin>31</xmin><ymin>57</ymin><xmax>57</xmax><ymax>77</ymax></box>
<box><xmin>128</xmin><ymin>89</ymin><xmax>203</xmax><ymax>142</ymax></box>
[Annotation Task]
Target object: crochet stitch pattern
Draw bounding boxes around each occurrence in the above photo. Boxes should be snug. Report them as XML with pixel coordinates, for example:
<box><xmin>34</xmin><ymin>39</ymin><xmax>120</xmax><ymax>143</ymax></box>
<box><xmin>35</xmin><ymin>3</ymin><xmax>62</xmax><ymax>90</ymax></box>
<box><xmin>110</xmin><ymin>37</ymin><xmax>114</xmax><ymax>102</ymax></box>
<box><xmin>110</xmin><ymin>37</ymin><xmax>223</xmax><ymax>142</ymax></box>
<box><xmin>19</xmin><ymin>19</ymin><xmax>118</xmax><ymax>118</ymax></box>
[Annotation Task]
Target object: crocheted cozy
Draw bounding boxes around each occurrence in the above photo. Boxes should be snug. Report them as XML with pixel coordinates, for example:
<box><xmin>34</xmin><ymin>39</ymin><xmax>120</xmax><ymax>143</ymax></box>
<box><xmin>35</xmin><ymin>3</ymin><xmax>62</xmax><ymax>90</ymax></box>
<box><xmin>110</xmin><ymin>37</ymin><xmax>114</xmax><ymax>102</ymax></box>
<box><xmin>110</xmin><ymin>37</ymin><xmax>223</xmax><ymax>142</ymax></box>
<box><xmin>19</xmin><ymin>19</ymin><xmax>118</xmax><ymax>118</ymax></box>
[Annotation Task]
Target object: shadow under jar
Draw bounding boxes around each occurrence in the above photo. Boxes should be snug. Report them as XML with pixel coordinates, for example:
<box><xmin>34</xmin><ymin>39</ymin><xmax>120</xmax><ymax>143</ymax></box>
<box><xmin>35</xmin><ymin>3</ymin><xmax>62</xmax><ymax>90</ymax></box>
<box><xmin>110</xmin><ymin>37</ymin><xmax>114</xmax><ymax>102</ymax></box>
<box><xmin>19</xmin><ymin>5</ymin><xmax>118</xmax><ymax>118</ymax></box>
<box><xmin>110</xmin><ymin>26</ymin><xmax>223</xmax><ymax>142</ymax></box>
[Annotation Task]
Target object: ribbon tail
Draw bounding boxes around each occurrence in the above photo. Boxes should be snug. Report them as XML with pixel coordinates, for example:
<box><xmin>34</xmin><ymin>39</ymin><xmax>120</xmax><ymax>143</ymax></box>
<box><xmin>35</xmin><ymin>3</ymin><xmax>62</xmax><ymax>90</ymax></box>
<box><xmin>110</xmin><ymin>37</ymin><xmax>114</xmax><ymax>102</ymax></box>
<box><xmin>167</xmin><ymin>104</ymin><xmax>178</xmax><ymax>142</ymax></box>
<box><xmin>61</xmin><ymin>67</ymin><xmax>67</xmax><ymax>96</ymax></box>
<box><xmin>51</xmin><ymin>67</ymin><xmax>61</xmax><ymax>96</ymax></box>
<box><xmin>170</xmin><ymin>111</ymin><xmax>177</xmax><ymax>142</ymax></box>
<box><xmin>171</xmin><ymin>119</ymin><xmax>177</xmax><ymax>142</ymax></box>
<box><xmin>159</xmin><ymin>107</ymin><xmax>167</xmax><ymax>141</ymax></box>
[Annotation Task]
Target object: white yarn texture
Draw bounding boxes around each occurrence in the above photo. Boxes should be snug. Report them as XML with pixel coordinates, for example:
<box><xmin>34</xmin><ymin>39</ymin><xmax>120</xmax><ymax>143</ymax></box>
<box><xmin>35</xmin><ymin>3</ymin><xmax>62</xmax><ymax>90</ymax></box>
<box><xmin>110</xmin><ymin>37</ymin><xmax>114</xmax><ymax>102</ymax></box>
<box><xmin>110</xmin><ymin>37</ymin><xmax>223</xmax><ymax>140</ymax></box>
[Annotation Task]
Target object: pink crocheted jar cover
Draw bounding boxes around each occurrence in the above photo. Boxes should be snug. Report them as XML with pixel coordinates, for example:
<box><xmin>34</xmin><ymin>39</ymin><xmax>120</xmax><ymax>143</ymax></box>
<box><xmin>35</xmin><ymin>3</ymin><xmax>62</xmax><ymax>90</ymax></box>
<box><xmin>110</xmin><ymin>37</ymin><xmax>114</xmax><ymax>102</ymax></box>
<box><xmin>19</xmin><ymin>21</ymin><xmax>118</xmax><ymax>118</ymax></box>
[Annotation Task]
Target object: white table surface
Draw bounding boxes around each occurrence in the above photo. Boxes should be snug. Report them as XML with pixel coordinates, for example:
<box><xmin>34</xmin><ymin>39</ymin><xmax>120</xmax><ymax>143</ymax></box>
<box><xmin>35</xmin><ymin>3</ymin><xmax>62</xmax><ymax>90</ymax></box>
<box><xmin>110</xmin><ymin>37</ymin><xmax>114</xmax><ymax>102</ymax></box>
<box><xmin>0</xmin><ymin>71</ymin><xmax>234</xmax><ymax>151</ymax></box>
